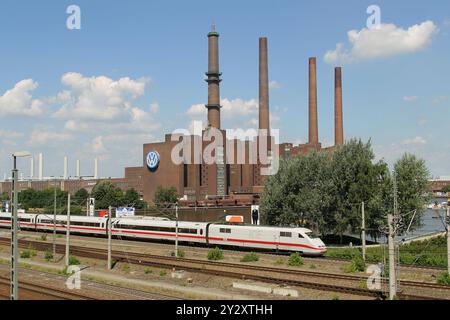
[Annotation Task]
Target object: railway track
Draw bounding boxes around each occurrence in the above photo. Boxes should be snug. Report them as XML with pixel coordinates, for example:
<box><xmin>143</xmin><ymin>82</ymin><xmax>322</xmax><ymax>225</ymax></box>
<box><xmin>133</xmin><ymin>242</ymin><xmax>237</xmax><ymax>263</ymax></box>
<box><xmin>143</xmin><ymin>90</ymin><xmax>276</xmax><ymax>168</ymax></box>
<box><xmin>1</xmin><ymin>237</ymin><xmax>448</xmax><ymax>300</ymax></box>
<box><xmin>0</xmin><ymin>276</ymin><xmax>95</xmax><ymax>300</ymax></box>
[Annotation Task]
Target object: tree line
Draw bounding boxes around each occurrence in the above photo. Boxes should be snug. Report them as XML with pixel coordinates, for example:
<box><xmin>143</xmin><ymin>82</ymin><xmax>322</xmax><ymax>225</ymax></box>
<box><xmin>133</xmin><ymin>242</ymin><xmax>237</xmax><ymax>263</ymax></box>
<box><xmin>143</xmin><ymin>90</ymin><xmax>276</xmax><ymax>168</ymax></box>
<box><xmin>261</xmin><ymin>139</ymin><xmax>430</xmax><ymax>241</ymax></box>
<box><xmin>6</xmin><ymin>181</ymin><xmax>146</xmax><ymax>215</ymax></box>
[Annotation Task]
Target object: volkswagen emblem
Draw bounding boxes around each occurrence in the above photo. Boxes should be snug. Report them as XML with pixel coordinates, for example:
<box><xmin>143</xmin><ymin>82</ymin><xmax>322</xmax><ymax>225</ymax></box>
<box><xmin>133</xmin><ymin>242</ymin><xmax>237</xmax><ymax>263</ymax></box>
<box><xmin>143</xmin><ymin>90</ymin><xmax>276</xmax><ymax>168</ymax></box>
<box><xmin>146</xmin><ymin>151</ymin><xmax>160</xmax><ymax>171</ymax></box>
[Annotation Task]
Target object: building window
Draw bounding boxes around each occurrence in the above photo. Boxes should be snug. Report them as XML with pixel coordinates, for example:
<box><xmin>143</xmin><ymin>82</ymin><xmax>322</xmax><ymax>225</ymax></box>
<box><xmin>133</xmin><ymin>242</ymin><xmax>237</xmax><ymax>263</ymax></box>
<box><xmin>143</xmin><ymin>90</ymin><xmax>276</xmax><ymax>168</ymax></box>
<box><xmin>183</xmin><ymin>163</ymin><xmax>188</xmax><ymax>188</ymax></box>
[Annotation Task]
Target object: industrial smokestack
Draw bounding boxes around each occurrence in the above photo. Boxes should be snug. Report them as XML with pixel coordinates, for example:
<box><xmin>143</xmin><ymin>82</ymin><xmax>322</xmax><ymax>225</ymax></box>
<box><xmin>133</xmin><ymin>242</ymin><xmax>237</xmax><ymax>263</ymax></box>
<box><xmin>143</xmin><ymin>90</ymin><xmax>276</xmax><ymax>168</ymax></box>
<box><xmin>30</xmin><ymin>157</ymin><xmax>34</xmax><ymax>179</ymax></box>
<box><xmin>38</xmin><ymin>153</ymin><xmax>43</xmax><ymax>180</ymax></box>
<box><xmin>64</xmin><ymin>156</ymin><xmax>68</xmax><ymax>180</ymax></box>
<box><xmin>259</xmin><ymin>37</ymin><xmax>270</xmax><ymax>133</ymax></box>
<box><xmin>76</xmin><ymin>160</ymin><xmax>80</xmax><ymax>178</ymax></box>
<box><xmin>94</xmin><ymin>158</ymin><xmax>98</xmax><ymax>179</ymax></box>
<box><xmin>335</xmin><ymin>67</ymin><xmax>344</xmax><ymax>146</ymax></box>
<box><xmin>308</xmin><ymin>57</ymin><xmax>319</xmax><ymax>145</ymax></box>
<box><xmin>205</xmin><ymin>25</ymin><xmax>222</xmax><ymax>129</ymax></box>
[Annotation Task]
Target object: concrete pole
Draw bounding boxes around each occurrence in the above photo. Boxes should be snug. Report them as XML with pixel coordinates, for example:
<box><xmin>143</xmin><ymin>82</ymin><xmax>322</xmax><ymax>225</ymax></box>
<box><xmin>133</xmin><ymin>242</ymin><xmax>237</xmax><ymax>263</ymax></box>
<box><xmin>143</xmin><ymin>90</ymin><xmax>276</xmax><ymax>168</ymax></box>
<box><xmin>65</xmin><ymin>193</ymin><xmax>71</xmax><ymax>267</ymax></box>
<box><xmin>38</xmin><ymin>153</ymin><xmax>43</xmax><ymax>180</ymax></box>
<box><xmin>63</xmin><ymin>156</ymin><xmax>68</xmax><ymax>180</ymax></box>
<box><xmin>76</xmin><ymin>160</ymin><xmax>80</xmax><ymax>178</ymax></box>
<box><xmin>175</xmin><ymin>204</ymin><xmax>179</xmax><ymax>258</ymax></box>
<box><xmin>388</xmin><ymin>213</ymin><xmax>397</xmax><ymax>300</ymax></box>
<box><xmin>107</xmin><ymin>206</ymin><xmax>112</xmax><ymax>270</ymax></box>
<box><xmin>10</xmin><ymin>158</ymin><xmax>18</xmax><ymax>300</ymax></box>
<box><xmin>362</xmin><ymin>201</ymin><xmax>366</xmax><ymax>261</ymax></box>
<box><xmin>53</xmin><ymin>179</ymin><xmax>57</xmax><ymax>261</ymax></box>
<box><xmin>447</xmin><ymin>205</ymin><xmax>450</xmax><ymax>275</ymax></box>
<box><xmin>30</xmin><ymin>157</ymin><xmax>34</xmax><ymax>179</ymax></box>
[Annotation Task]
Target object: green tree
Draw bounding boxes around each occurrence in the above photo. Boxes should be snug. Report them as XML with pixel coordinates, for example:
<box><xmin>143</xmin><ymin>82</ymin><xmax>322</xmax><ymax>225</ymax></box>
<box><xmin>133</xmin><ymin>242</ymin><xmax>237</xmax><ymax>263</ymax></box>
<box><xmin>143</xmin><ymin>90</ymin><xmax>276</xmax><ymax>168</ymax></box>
<box><xmin>154</xmin><ymin>186</ymin><xmax>178</xmax><ymax>207</ymax></box>
<box><xmin>442</xmin><ymin>184</ymin><xmax>450</xmax><ymax>193</ymax></box>
<box><xmin>122</xmin><ymin>188</ymin><xmax>145</xmax><ymax>209</ymax></box>
<box><xmin>1</xmin><ymin>192</ymin><xmax>9</xmax><ymax>201</ymax></box>
<box><xmin>330</xmin><ymin>139</ymin><xmax>389</xmax><ymax>240</ymax></box>
<box><xmin>74</xmin><ymin>188</ymin><xmax>89</xmax><ymax>201</ymax></box>
<box><xmin>393</xmin><ymin>153</ymin><xmax>430</xmax><ymax>232</ymax></box>
<box><xmin>261</xmin><ymin>151</ymin><xmax>334</xmax><ymax>232</ymax></box>
<box><xmin>91</xmin><ymin>181</ymin><xmax>124</xmax><ymax>209</ymax></box>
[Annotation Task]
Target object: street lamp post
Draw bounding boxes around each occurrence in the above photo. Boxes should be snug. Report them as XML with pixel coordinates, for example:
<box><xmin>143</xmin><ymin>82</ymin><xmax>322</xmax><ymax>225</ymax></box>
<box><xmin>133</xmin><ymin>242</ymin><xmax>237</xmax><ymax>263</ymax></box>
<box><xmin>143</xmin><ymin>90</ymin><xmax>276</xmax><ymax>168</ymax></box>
<box><xmin>11</xmin><ymin>151</ymin><xmax>31</xmax><ymax>300</ymax></box>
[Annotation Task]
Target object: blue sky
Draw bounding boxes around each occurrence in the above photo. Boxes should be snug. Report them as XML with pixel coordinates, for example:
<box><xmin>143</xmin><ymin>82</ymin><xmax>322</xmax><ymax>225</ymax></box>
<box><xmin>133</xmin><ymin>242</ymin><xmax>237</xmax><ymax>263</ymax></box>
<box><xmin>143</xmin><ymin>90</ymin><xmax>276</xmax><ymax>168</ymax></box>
<box><xmin>0</xmin><ymin>0</ymin><xmax>449</xmax><ymax>179</ymax></box>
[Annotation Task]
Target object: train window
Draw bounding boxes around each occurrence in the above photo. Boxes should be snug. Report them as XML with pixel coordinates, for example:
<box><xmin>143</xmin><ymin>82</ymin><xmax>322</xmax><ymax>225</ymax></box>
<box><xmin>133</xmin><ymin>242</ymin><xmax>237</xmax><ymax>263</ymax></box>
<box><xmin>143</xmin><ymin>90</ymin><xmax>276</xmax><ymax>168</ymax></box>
<box><xmin>0</xmin><ymin>217</ymin><xmax>11</xmax><ymax>221</ymax></box>
<box><xmin>298</xmin><ymin>233</ymin><xmax>304</xmax><ymax>238</ymax></box>
<box><xmin>280</xmin><ymin>232</ymin><xmax>292</xmax><ymax>238</ymax></box>
<box><xmin>306</xmin><ymin>231</ymin><xmax>319</xmax><ymax>239</ymax></box>
<box><xmin>200</xmin><ymin>229</ymin><xmax>203</xmax><ymax>235</ymax></box>
<box><xmin>179</xmin><ymin>228</ymin><xmax>197</xmax><ymax>234</ymax></box>
<box><xmin>219</xmin><ymin>228</ymin><xmax>231</xmax><ymax>233</ymax></box>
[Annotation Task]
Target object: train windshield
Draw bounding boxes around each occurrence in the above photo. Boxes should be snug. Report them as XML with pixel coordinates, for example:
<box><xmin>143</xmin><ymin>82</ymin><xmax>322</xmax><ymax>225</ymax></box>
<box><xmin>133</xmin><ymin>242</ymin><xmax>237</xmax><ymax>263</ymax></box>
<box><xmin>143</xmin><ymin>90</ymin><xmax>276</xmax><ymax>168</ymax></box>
<box><xmin>305</xmin><ymin>231</ymin><xmax>319</xmax><ymax>239</ymax></box>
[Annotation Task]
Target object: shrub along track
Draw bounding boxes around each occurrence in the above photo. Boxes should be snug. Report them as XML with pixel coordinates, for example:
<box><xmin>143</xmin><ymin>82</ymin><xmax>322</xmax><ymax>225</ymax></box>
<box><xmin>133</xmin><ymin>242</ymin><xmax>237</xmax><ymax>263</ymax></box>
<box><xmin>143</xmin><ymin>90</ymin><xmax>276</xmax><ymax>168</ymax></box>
<box><xmin>0</xmin><ymin>237</ymin><xmax>447</xmax><ymax>300</ymax></box>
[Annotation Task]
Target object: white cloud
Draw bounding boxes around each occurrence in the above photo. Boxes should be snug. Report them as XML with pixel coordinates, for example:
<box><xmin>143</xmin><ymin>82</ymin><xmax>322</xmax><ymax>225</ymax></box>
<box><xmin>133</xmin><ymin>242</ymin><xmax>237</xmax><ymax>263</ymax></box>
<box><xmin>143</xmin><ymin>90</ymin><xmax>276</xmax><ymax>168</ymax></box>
<box><xmin>186</xmin><ymin>98</ymin><xmax>258</xmax><ymax>120</ymax></box>
<box><xmin>402</xmin><ymin>136</ymin><xmax>427</xmax><ymax>145</ymax></box>
<box><xmin>0</xmin><ymin>79</ymin><xmax>44</xmax><ymax>116</ymax></box>
<box><xmin>403</xmin><ymin>96</ymin><xmax>418</xmax><ymax>102</ymax></box>
<box><xmin>150</xmin><ymin>102</ymin><xmax>159</xmax><ymax>114</ymax></box>
<box><xmin>28</xmin><ymin>129</ymin><xmax>73</xmax><ymax>146</ymax></box>
<box><xmin>324</xmin><ymin>21</ymin><xmax>438</xmax><ymax>64</ymax></box>
<box><xmin>53</xmin><ymin>72</ymin><xmax>149</xmax><ymax>120</ymax></box>
<box><xmin>269</xmin><ymin>81</ymin><xmax>283</xmax><ymax>89</ymax></box>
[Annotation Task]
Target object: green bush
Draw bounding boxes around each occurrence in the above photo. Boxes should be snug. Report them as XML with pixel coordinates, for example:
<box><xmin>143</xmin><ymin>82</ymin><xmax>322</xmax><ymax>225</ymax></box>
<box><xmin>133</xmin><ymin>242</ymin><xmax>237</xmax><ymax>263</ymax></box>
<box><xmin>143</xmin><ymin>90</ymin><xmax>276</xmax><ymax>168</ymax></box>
<box><xmin>144</xmin><ymin>267</ymin><xmax>153</xmax><ymax>274</ymax></box>
<box><xmin>44</xmin><ymin>250</ymin><xmax>53</xmax><ymax>261</ymax></box>
<box><xmin>437</xmin><ymin>273</ymin><xmax>450</xmax><ymax>285</ymax></box>
<box><xmin>241</xmin><ymin>252</ymin><xmax>259</xmax><ymax>262</ymax></box>
<box><xmin>288</xmin><ymin>253</ymin><xmax>304</xmax><ymax>267</ymax></box>
<box><xmin>68</xmin><ymin>256</ymin><xmax>80</xmax><ymax>266</ymax></box>
<box><xmin>207</xmin><ymin>247</ymin><xmax>224</xmax><ymax>261</ymax></box>
<box><xmin>122</xmin><ymin>263</ymin><xmax>130</xmax><ymax>273</ymax></box>
<box><xmin>343</xmin><ymin>254</ymin><xmax>366</xmax><ymax>273</ymax></box>
<box><xmin>20</xmin><ymin>250</ymin><xmax>31</xmax><ymax>259</ymax></box>
<box><xmin>41</xmin><ymin>234</ymin><xmax>47</xmax><ymax>241</ymax></box>
<box><xmin>159</xmin><ymin>270</ymin><xmax>167</xmax><ymax>277</ymax></box>
<box><xmin>171</xmin><ymin>250</ymin><xmax>185</xmax><ymax>258</ymax></box>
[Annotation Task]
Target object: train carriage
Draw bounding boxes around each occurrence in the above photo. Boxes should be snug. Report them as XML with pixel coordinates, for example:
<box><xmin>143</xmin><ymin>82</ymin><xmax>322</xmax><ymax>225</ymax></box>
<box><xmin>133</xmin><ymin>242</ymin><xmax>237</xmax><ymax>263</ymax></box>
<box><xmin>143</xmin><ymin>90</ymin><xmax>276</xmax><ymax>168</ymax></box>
<box><xmin>0</xmin><ymin>212</ymin><xmax>327</xmax><ymax>256</ymax></box>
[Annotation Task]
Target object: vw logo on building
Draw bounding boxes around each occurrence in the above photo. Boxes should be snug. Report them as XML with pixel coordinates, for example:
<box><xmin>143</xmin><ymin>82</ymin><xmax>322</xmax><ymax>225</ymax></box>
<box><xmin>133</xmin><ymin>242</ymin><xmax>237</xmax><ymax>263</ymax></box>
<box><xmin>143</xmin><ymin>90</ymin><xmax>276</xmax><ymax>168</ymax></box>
<box><xmin>146</xmin><ymin>150</ymin><xmax>160</xmax><ymax>171</ymax></box>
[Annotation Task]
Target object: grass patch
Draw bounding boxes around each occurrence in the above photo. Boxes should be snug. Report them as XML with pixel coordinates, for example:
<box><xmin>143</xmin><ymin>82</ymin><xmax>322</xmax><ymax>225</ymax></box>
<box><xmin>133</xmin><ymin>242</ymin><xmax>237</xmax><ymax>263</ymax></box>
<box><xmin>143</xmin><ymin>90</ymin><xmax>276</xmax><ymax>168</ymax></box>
<box><xmin>309</xmin><ymin>264</ymin><xmax>317</xmax><ymax>269</ymax></box>
<box><xmin>171</xmin><ymin>250</ymin><xmax>185</xmax><ymax>258</ymax></box>
<box><xmin>68</xmin><ymin>255</ymin><xmax>80</xmax><ymax>266</ymax></box>
<box><xmin>40</xmin><ymin>234</ymin><xmax>47</xmax><ymax>241</ymax></box>
<box><xmin>20</xmin><ymin>249</ymin><xmax>36</xmax><ymax>259</ymax></box>
<box><xmin>122</xmin><ymin>263</ymin><xmax>130</xmax><ymax>273</ymax></box>
<box><xmin>325</xmin><ymin>236</ymin><xmax>448</xmax><ymax>268</ymax></box>
<box><xmin>241</xmin><ymin>252</ymin><xmax>259</xmax><ymax>263</ymax></box>
<box><xmin>287</xmin><ymin>253</ymin><xmax>304</xmax><ymax>267</ymax></box>
<box><xmin>274</xmin><ymin>258</ymin><xmax>285</xmax><ymax>265</ymax></box>
<box><xmin>437</xmin><ymin>273</ymin><xmax>450</xmax><ymax>285</ymax></box>
<box><xmin>44</xmin><ymin>250</ymin><xmax>53</xmax><ymax>262</ymax></box>
<box><xmin>144</xmin><ymin>267</ymin><xmax>153</xmax><ymax>274</ymax></box>
<box><xmin>159</xmin><ymin>270</ymin><xmax>167</xmax><ymax>277</ymax></box>
<box><xmin>207</xmin><ymin>247</ymin><xmax>224</xmax><ymax>261</ymax></box>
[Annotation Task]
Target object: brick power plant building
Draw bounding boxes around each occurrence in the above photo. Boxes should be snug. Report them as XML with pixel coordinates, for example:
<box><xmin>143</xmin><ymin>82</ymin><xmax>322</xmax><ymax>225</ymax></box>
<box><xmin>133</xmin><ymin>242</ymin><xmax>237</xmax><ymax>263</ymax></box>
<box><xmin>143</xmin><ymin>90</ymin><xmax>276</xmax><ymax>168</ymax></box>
<box><xmin>0</xmin><ymin>28</ymin><xmax>345</xmax><ymax>204</ymax></box>
<box><xmin>141</xmin><ymin>27</ymin><xmax>345</xmax><ymax>203</ymax></box>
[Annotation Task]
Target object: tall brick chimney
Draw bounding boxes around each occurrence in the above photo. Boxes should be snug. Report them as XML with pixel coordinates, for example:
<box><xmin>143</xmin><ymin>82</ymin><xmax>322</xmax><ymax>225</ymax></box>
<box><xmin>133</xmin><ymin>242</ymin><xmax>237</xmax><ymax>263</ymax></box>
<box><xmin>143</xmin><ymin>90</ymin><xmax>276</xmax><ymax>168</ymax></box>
<box><xmin>308</xmin><ymin>57</ymin><xmax>319</xmax><ymax>146</ymax></box>
<box><xmin>335</xmin><ymin>67</ymin><xmax>344</xmax><ymax>146</ymax></box>
<box><xmin>205</xmin><ymin>25</ymin><xmax>222</xmax><ymax>129</ymax></box>
<box><xmin>259</xmin><ymin>37</ymin><xmax>270</xmax><ymax>133</ymax></box>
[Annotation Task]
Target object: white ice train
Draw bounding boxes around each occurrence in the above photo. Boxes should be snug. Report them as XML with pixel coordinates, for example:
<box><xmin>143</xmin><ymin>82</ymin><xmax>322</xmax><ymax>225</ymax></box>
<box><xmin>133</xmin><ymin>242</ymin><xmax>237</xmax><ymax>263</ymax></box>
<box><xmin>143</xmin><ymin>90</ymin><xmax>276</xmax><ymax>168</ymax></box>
<box><xmin>0</xmin><ymin>212</ymin><xmax>327</xmax><ymax>256</ymax></box>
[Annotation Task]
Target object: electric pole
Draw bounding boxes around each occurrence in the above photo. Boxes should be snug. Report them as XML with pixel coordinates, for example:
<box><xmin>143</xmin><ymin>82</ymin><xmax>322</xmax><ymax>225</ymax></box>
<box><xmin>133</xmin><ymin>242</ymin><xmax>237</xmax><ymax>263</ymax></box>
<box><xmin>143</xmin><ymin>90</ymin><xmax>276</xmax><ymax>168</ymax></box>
<box><xmin>175</xmin><ymin>203</ymin><xmax>179</xmax><ymax>258</ymax></box>
<box><xmin>107</xmin><ymin>206</ymin><xmax>112</xmax><ymax>270</ymax></box>
<box><xmin>388</xmin><ymin>170</ymin><xmax>398</xmax><ymax>300</ymax></box>
<box><xmin>53</xmin><ymin>178</ymin><xmax>57</xmax><ymax>261</ymax></box>
<box><xmin>10</xmin><ymin>157</ymin><xmax>18</xmax><ymax>300</ymax></box>
<box><xmin>446</xmin><ymin>202</ymin><xmax>449</xmax><ymax>275</ymax></box>
<box><xmin>362</xmin><ymin>201</ymin><xmax>366</xmax><ymax>261</ymax></box>
<box><xmin>65</xmin><ymin>193</ymin><xmax>71</xmax><ymax>267</ymax></box>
